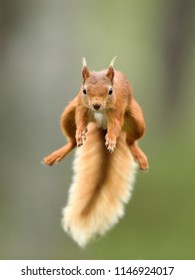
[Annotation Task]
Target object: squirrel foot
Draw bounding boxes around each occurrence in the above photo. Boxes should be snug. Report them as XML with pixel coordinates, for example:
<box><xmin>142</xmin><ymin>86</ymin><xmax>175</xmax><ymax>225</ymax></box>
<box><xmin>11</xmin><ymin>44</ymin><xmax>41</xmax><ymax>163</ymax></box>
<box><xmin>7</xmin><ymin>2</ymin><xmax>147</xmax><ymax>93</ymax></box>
<box><xmin>76</xmin><ymin>128</ymin><xmax>87</xmax><ymax>147</ymax></box>
<box><xmin>130</xmin><ymin>144</ymin><xmax>149</xmax><ymax>171</ymax></box>
<box><xmin>42</xmin><ymin>142</ymin><xmax>76</xmax><ymax>166</ymax></box>
<box><xmin>105</xmin><ymin>134</ymin><xmax>116</xmax><ymax>153</ymax></box>
<box><xmin>134</xmin><ymin>152</ymin><xmax>149</xmax><ymax>171</ymax></box>
<box><xmin>42</xmin><ymin>150</ymin><xmax>65</xmax><ymax>166</ymax></box>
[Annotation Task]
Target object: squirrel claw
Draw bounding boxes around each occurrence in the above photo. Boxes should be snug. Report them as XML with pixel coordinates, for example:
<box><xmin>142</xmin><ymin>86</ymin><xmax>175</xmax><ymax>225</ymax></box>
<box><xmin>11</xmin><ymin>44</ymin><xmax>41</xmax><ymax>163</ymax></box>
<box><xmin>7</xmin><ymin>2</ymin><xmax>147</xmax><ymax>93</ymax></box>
<box><xmin>107</xmin><ymin>146</ymin><xmax>115</xmax><ymax>153</ymax></box>
<box><xmin>77</xmin><ymin>143</ymin><xmax>83</xmax><ymax>147</ymax></box>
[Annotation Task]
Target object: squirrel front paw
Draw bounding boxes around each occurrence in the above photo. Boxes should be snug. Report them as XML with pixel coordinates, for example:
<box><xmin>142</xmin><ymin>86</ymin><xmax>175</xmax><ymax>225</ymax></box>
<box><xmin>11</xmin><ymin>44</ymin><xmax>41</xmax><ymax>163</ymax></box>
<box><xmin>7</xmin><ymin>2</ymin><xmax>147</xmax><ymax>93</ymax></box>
<box><xmin>105</xmin><ymin>133</ymin><xmax>116</xmax><ymax>153</ymax></box>
<box><xmin>76</xmin><ymin>128</ymin><xmax>87</xmax><ymax>147</ymax></box>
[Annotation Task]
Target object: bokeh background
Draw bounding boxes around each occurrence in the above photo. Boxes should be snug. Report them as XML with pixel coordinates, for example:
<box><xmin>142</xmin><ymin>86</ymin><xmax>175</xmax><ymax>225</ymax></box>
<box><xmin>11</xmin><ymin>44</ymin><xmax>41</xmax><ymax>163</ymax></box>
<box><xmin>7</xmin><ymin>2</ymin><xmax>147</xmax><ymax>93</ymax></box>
<box><xmin>0</xmin><ymin>0</ymin><xmax>195</xmax><ymax>259</ymax></box>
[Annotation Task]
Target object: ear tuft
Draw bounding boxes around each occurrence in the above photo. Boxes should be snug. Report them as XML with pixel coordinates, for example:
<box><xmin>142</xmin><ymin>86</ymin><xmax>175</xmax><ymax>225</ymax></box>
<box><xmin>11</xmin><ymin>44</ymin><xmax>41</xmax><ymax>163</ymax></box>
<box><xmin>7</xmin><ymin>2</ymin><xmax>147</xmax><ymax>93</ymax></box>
<box><xmin>82</xmin><ymin>57</ymin><xmax>87</xmax><ymax>68</ymax></box>
<box><xmin>110</xmin><ymin>56</ymin><xmax>117</xmax><ymax>67</ymax></box>
<box><xmin>82</xmin><ymin>57</ymin><xmax>90</xmax><ymax>83</ymax></box>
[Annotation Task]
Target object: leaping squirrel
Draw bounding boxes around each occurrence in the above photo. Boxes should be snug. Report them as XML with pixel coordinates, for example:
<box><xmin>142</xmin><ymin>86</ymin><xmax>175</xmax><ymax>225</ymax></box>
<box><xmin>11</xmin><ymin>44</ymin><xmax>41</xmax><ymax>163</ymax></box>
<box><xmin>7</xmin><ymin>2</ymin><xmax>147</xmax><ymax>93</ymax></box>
<box><xmin>43</xmin><ymin>58</ymin><xmax>149</xmax><ymax>247</ymax></box>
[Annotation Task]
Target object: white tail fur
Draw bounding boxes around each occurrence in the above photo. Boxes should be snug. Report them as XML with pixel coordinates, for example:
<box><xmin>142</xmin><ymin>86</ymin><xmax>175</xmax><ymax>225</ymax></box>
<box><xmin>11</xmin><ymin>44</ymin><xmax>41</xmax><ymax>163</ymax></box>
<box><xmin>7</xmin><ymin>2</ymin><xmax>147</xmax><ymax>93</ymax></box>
<box><xmin>62</xmin><ymin>123</ymin><xmax>137</xmax><ymax>247</ymax></box>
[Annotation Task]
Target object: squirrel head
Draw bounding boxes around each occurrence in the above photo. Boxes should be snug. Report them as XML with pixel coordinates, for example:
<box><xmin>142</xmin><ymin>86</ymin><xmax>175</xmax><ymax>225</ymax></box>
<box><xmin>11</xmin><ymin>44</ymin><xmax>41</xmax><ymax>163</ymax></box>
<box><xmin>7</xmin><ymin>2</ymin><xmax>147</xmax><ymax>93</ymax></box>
<box><xmin>81</xmin><ymin>57</ymin><xmax>117</xmax><ymax>111</ymax></box>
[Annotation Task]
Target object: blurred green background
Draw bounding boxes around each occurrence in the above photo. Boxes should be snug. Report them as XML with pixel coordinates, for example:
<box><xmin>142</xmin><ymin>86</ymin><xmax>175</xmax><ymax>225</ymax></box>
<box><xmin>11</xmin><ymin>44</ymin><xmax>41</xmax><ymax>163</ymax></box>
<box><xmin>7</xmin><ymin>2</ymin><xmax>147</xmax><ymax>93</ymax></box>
<box><xmin>0</xmin><ymin>0</ymin><xmax>195</xmax><ymax>259</ymax></box>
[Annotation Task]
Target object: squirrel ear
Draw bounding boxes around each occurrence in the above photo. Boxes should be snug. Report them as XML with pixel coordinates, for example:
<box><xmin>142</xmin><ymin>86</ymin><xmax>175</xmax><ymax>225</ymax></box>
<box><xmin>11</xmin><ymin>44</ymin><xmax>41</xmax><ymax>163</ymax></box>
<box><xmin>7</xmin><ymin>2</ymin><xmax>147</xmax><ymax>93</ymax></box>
<box><xmin>106</xmin><ymin>56</ymin><xmax>116</xmax><ymax>83</ymax></box>
<box><xmin>82</xmin><ymin>57</ymin><xmax>90</xmax><ymax>83</ymax></box>
<box><xmin>106</xmin><ymin>66</ymin><xmax>114</xmax><ymax>83</ymax></box>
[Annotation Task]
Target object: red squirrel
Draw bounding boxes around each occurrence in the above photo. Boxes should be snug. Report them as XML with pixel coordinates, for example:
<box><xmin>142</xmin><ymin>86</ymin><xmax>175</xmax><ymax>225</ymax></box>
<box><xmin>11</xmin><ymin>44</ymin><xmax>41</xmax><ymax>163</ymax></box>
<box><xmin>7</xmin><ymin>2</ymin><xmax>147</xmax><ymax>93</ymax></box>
<box><xmin>43</xmin><ymin>58</ymin><xmax>149</xmax><ymax>247</ymax></box>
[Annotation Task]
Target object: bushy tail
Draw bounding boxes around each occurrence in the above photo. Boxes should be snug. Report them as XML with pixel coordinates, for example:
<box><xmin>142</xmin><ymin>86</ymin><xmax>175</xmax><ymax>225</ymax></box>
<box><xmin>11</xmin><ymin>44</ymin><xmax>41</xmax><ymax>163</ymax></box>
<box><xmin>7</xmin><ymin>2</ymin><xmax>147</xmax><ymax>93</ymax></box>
<box><xmin>61</xmin><ymin>123</ymin><xmax>137</xmax><ymax>247</ymax></box>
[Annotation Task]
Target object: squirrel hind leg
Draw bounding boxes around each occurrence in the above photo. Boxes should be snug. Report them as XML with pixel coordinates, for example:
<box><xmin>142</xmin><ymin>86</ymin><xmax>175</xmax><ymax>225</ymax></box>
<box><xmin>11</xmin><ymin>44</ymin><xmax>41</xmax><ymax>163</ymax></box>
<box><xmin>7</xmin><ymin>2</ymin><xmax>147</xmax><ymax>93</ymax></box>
<box><xmin>42</xmin><ymin>141</ymin><xmax>76</xmax><ymax>166</ymax></box>
<box><xmin>129</xmin><ymin>142</ymin><xmax>149</xmax><ymax>171</ymax></box>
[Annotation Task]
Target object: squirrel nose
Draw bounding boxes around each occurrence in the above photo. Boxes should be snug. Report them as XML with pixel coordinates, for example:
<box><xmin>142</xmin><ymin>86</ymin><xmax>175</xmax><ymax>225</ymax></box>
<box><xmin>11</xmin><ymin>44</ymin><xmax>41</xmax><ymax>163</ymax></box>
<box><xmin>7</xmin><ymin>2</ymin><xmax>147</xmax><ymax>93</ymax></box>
<box><xmin>93</xmin><ymin>103</ymin><xmax>101</xmax><ymax>110</ymax></box>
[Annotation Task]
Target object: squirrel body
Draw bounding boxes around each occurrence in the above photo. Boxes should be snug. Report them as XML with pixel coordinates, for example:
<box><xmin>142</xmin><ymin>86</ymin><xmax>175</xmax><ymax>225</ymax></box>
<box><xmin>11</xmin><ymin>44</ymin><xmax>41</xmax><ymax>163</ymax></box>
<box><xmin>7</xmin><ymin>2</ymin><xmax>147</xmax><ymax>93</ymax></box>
<box><xmin>43</xmin><ymin>58</ymin><xmax>149</xmax><ymax>247</ymax></box>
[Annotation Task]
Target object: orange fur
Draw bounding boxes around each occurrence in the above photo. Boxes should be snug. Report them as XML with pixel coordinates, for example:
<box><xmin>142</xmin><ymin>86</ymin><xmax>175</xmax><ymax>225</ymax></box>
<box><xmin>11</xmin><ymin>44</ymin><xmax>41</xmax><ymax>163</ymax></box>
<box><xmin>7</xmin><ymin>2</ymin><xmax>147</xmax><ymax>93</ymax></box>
<box><xmin>42</xmin><ymin>58</ymin><xmax>149</xmax><ymax>247</ymax></box>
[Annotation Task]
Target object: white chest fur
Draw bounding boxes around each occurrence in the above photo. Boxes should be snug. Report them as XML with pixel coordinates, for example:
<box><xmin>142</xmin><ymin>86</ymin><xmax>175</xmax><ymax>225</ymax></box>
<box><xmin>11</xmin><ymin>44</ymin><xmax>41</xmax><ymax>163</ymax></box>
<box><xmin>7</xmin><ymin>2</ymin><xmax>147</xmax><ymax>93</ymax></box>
<box><xmin>93</xmin><ymin>111</ymin><xmax>108</xmax><ymax>130</ymax></box>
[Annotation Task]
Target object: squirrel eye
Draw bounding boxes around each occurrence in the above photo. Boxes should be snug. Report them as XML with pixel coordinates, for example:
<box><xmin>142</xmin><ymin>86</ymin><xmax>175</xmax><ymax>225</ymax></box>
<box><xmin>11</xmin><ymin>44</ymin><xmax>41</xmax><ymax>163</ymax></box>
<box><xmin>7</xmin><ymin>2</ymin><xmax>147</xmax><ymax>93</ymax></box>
<box><xmin>108</xmin><ymin>88</ymin><xmax>113</xmax><ymax>95</ymax></box>
<box><xmin>83</xmin><ymin>88</ymin><xmax>87</xmax><ymax>95</ymax></box>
